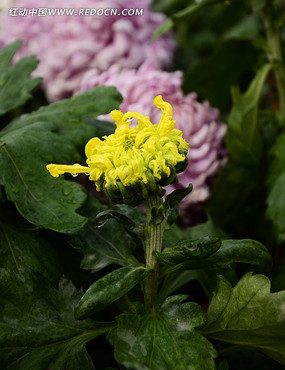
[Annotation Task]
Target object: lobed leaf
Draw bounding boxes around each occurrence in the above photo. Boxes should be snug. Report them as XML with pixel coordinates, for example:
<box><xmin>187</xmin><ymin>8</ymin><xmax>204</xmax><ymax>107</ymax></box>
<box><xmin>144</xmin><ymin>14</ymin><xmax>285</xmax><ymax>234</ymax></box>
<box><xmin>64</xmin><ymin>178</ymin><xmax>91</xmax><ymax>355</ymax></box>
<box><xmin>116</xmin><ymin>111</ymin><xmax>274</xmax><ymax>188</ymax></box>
<box><xmin>0</xmin><ymin>87</ymin><xmax>122</xmax><ymax>233</ymax></box>
<box><xmin>0</xmin><ymin>216</ymin><xmax>111</xmax><ymax>369</ymax></box>
<box><xmin>95</xmin><ymin>209</ymin><xmax>144</xmax><ymax>235</ymax></box>
<box><xmin>201</xmin><ymin>273</ymin><xmax>285</xmax><ymax>364</ymax></box>
<box><xmin>1</xmin><ymin>86</ymin><xmax>122</xmax><ymax>136</ymax></box>
<box><xmin>0</xmin><ymin>41</ymin><xmax>41</xmax><ymax>115</ymax></box>
<box><xmin>164</xmin><ymin>184</ymin><xmax>193</xmax><ymax>226</ymax></box>
<box><xmin>0</xmin><ymin>217</ymin><xmax>61</xmax><ymax>287</ymax></box>
<box><xmin>108</xmin><ymin>295</ymin><xmax>216</xmax><ymax>370</ymax></box>
<box><xmin>70</xmin><ymin>198</ymin><xmax>139</xmax><ymax>272</ymax></box>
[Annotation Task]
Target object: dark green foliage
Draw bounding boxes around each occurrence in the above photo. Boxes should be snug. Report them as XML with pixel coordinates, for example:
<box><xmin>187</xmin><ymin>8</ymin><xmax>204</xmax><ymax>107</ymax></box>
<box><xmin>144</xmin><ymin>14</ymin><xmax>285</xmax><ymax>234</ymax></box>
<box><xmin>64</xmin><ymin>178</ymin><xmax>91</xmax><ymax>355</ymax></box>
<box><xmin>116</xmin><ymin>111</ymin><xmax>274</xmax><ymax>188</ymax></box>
<box><xmin>201</xmin><ymin>273</ymin><xmax>285</xmax><ymax>365</ymax></box>
<box><xmin>155</xmin><ymin>236</ymin><xmax>221</xmax><ymax>264</ymax></box>
<box><xmin>75</xmin><ymin>266</ymin><xmax>152</xmax><ymax>319</ymax></box>
<box><xmin>70</xmin><ymin>200</ymin><xmax>139</xmax><ymax>272</ymax></box>
<box><xmin>0</xmin><ymin>87</ymin><xmax>122</xmax><ymax>233</ymax></box>
<box><xmin>267</xmin><ymin>134</ymin><xmax>285</xmax><ymax>242</ymax></box>
<box><xmin>0</xmin><ymin>41</ymin><xmax>41</xmax><ymax>115</ymax></box>
<box><xmin>0</xmin><ymin>217</ymin><xmax>113</xmax><ymax>369</ymax></box>
<box><xmin>208</xmin><ymin>64</ymin><xmax>272</xmax><ymax>236</ymax></box>
<box><xmin>164</xmin><ymin>184</ymin><xmax>193</xmax><ymax>226</ymax></box>
<box><xmin>158</xmin><ymin>238</ymin><xmax>271</xmax><ymax>270</ymax></box>
<box><xmin>184</xmin><ymin>40</ymin><xmax>260</xmax><ymax>112</ymax></box>
<box><xmin>108</xmin><ymin>296</ymin><xmax>216</xmax><ymax>370</ymax></box>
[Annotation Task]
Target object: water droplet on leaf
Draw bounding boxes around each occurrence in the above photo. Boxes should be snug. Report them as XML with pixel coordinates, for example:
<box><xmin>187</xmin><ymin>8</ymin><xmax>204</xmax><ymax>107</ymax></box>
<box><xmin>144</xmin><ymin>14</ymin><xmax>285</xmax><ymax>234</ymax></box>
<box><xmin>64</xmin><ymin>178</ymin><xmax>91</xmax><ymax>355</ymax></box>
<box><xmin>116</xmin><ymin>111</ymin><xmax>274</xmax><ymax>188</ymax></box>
<box><xmin>62</xmin><ymin>188</ymin><xmax>71</xmax><ymax>196</ymax></box>
<box><xmin>95</xmin><ymin>219</ymin><xmax>108</xmax><ymax>228</ymax></box>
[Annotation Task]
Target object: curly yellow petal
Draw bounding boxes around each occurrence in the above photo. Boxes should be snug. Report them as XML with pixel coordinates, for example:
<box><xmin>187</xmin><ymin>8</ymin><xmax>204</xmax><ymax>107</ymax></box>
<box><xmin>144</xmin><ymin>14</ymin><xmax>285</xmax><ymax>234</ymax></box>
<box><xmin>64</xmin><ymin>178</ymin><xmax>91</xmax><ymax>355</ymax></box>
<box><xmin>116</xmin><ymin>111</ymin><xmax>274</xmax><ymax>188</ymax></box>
<box><xmin>46</xmin><ymin>163</ymin><xmax>90</xmax><ymax>177</ymax></box>
<box><xmin>121</xmin><ymin>112</ymin><xmax>152</xmax><ymax>128</ymax></box>
<box><xmin>85</xmin><ymin>137</ymin><xmax>103</xmax><ymax>158</ymax></box>
<box><xmin>154</xmin><ymin>95</ymin><xmax>176</xmax><ymax>135</ymax></box>
<box><xmin>110</xmin><ymin>109</ymin><xmax>124</xmax><ymax>126</ymax></box>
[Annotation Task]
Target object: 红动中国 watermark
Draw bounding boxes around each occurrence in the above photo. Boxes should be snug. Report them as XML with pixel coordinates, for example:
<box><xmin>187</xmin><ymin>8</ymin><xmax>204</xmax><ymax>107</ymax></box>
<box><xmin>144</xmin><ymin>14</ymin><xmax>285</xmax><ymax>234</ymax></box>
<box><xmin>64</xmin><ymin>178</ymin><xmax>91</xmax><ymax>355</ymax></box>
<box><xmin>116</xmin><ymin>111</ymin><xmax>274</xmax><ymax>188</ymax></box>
<box><xmin>8</xmin><ymin>7</ymin><xmax>144</xmax><ymax>17</ymax></box>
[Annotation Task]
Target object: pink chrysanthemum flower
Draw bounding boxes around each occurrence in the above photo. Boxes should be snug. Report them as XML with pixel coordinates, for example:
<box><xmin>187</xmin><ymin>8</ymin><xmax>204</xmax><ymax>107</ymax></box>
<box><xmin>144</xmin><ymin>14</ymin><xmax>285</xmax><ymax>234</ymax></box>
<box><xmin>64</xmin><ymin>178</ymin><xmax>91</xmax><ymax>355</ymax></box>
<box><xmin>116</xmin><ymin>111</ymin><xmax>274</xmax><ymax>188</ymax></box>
<box><xmin>0</xmin><ymin>0</ymin><xmax>175</xmax><ymax>101</ymax></box>
<box><xmin>79</xmin><ymin>63</ymin><xmax>227</xmax><ymax>211</ymax></box>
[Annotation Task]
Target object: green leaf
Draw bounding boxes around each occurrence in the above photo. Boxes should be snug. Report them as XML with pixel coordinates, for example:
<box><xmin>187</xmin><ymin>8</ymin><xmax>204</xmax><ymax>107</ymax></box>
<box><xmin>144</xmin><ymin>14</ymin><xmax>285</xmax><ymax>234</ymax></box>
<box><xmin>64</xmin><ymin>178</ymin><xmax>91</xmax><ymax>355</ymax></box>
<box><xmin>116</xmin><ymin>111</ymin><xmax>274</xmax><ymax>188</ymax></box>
<box><xmin>164</xmin><ymin>184</ymin><xmax>193</xmax><ymax>226</ymax></box>
<box><xmin>160</xmin><ymin>239</ymin><xmax>271</xmax><ymax>272</ymax></box>
<box><xmin>159</xmin><ymin>222</ymin><xmax>232</xmax><ymax>301</ymax></box>
<box><xmin>83</xmin><ymin>118</ymin><xmax>116</xmax><ymax>138</ymax></box>
<box><xmin>200</xmin><ymin>239</ymin><xmax>272</xmax><ymax>270</ymax></box>
<box><xmin>0</xmin><ymin>122</ymin><xmax>88</xmax><ymax>233</ymax></box>
<box><xmin>0</xmin><ymin>220</ymin><xmax>62</xmax><ymax>285</ymax></box>
<box><xmin>200</xmin><ymin>273</ymin><xmax>285</xmax><ymax>365</ymax></box>
<box><xmin>155</xmin><ymin>236</ymin><xmax>221</xmax><ymax>265</ymax></box>
<box><xmin>158</xmin><ymin>269</ymin><xmax>217</xmax><ymax>302</ymax></box>
<box><xmin>220</xmin><ymin>347</ymin><xmax>285</xmax><ymax>370</ymax></box>
<box><xmin>267</xmin><ymin>134</ymin><xmax>285</xmax><ymax>243</ymax></box>
<box><xmin>108</xmin><ymin>296</ymin><xmax>216</xmax><ymax>370</ymax></box>
<box><xmin>94</xmin><ymin>207</ymin><xmax>145</xmax><ymax>249</ymax></box>
<box><xmin>75</xmin><ymin>266</ymin><xmax>152</xmax><ymax>319</ymax></box>
<box><xmin>0</xmin><ymin>215</ymin><xmax>112</xmax><ymax>369</ymax></box>
<box><xmin>0</xmin><ymin>276</ymin><xmax>113</xmax><ymax>369</ymax></box>
<box><xmin>249</xmin><ymin>0</ymin><xmax>266</xmax><ymax>11</ymax></box>
<box><xmin>208</xmin><ymin>163</ymin><xmax>263</xmax><ymax>232</ymax></box>
<box><xmin>223</xmin><ymin>14</ymin><xmax>261</xmax><ymax>40</ymax></box>
<box><xmin>150</xmin><ymin>0</ymin><xmax>223</xmax><ymax>41</ymax></box>
<box><xmin>0</xmin><ymin>87</ymin><xmax>122</xmax><ymax>233</ymax></box>
<box><xmin>184</xmin><ymin>40</ymin><xmax>260</xmax><ymax>112</ymax></box>
<box><xmin>226</xmin><ymin>63</ymin><xmax>271</xmax><ymax>165</ymax></box>
<box><xmin>95</xmin><ymin>209</ymin><xmax>144</xmax><ymax>235</ymax></box>
<box><xmin>0</xmin><ymin>40</ymin><xmax>21</xmax><ymax>70</ymax></box>
<box><xmin>267</xmin><ymin>134</ymin><xmax>285</xmax><ymax>185</ymax></box>
<box><xmin>70</xmin><ymin>199</ymin><xmax>139</xmax><ymax>272</ymax></box>
<box><xmin>184</xmin><ymin>220</ymin><xmax>228</xmax><ymax>240</ymax></box>
<box><xmin>163</xmin><ymin>223</ymin><xmax>185</xmax><ymax>248</ymax></box>
<box><xmin>207</xmin><ymin>65</ymin><xmax>274</xmax><ymax>234</ymax></box>
<box><xmin>2</xmin><ymin>86</ymin><xmax>122</xmax><ymax>136</ymax></box>
<box><xmin>0</xmin><ymin>41</ymin><xmax>41</xmax><ymax>115</ymax></box>
<box><xmin>0</xmin><ymin>218</ymin><xmax>61</xmax><ymax>287</ymax></box>
<box><xmin>151</xmin><ymin>18</ymin><xmax>174</xmax><ymax>42</ymax></box>
<box><xmin>267</xmin><ymin>173</ymin><xmax>285</xmax><ymax>243</ymax></box>
<box><xmin>162</xmin><ymin>220</ymin><xmax>227</xmax><ymax>250</ymax></box>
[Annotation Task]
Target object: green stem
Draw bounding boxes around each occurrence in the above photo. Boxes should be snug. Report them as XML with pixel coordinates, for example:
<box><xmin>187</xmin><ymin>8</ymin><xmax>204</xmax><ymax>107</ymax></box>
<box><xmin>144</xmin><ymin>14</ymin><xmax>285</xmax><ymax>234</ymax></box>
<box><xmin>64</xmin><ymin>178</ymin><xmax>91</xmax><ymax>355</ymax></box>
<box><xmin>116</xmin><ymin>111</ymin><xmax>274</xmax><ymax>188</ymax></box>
<box><xmin>262</xmin><ymin>7</ymin><xmax>285</xmax><ymax>121</ymax></box>
<box><xmin>144</xmin><ymin>193</ymin><xmax>165</xmax><ymax>308</ymax></box>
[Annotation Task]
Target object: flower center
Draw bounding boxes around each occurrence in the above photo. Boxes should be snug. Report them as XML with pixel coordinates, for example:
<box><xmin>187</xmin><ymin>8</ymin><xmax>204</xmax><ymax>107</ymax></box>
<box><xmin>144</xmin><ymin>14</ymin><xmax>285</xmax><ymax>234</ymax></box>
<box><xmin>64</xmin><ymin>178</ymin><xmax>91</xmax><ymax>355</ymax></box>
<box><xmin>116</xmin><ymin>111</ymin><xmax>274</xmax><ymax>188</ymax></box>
<box><xmin>123</xmin><ymin>136</ymin><xmax>135</xmax><ymax>151</ymax></box>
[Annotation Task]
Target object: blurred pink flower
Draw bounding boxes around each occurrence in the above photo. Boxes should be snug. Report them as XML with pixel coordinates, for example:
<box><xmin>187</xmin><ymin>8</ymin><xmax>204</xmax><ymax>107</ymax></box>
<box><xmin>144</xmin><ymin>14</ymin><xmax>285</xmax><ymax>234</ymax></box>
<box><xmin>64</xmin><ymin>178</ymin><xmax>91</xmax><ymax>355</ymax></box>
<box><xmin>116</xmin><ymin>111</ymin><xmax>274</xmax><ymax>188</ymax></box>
<box><xmin>80</xmin><ymin>63</ymin><xmax>227</xmax><ymax>210</ymax></box>
<box><xmin>0</xmin><ymin>0</ymin><xmax>174</xmax><ymax>101</ymax></box>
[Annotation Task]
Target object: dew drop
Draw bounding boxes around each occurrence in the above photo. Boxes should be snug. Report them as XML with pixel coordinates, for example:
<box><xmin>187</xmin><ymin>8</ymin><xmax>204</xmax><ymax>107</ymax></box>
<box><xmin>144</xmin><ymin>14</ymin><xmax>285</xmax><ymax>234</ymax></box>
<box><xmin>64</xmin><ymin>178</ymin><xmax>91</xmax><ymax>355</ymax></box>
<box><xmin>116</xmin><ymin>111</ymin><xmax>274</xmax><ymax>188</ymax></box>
<box><xmin>85</xmin><ymin>173</ymin><xmax>90</xmax><ymax>176</ymax></box>
<box><xmin>71</xmin><ymin>173</ymin><xmax>78</xmax><ymax>177</ymax></box>
<box><xmin>95</xmin><ymin>220</ymin><xmax>108</xmax><ymax>228</ymax></box>
<box><xmin>126</xmin><ymin>117</ymin><xmax>133</xmax><ymax>122</ymax></box>
<box><xmin>62</xmin><ymin>188</ymin><xmax>71</xmax><ymax>196</ymax></box>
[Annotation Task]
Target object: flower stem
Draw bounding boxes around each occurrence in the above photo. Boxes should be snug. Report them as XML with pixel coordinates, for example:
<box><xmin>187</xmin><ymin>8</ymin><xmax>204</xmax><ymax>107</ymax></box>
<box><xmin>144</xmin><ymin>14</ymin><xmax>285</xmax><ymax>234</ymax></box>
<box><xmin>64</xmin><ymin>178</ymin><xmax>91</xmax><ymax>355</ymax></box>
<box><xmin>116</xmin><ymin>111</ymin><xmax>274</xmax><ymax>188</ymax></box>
<box><xmin>144</xmin><ymin>193</ymin><xmax>165</xmax><ymax>308</ymax></box>
<box><xmin>261</xmin><ymin>7</ymin><xmax>285</xmax><ymax>122</ymax></box>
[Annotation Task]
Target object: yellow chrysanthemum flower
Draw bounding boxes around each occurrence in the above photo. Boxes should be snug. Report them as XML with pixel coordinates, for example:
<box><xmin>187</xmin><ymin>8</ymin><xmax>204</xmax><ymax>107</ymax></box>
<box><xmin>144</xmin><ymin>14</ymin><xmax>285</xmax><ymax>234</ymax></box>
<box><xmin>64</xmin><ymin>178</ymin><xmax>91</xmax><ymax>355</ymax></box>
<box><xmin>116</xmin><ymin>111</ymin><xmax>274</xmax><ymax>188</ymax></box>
<box><xmin>47</xmin><ymin>95</ymin><xmax>189</xmax><ymax>205</ymax></box>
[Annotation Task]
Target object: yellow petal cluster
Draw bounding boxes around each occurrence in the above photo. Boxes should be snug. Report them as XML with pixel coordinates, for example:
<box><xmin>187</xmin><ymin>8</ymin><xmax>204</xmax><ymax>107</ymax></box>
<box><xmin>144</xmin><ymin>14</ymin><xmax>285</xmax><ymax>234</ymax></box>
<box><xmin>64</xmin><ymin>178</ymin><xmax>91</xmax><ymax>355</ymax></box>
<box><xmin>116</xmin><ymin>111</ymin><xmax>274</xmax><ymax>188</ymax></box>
<box><xmin>47</xmin><ymin>95</ymin><xmax>189</xmax><ymax>197</ymax></box>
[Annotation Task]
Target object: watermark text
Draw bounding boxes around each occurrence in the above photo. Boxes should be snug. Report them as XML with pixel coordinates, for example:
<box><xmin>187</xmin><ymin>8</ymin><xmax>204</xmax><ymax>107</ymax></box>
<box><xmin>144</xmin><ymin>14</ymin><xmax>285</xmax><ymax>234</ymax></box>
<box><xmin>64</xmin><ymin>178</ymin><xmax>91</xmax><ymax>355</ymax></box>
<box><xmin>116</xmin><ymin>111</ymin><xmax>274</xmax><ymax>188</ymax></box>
<box><xmin>8</xmin><ymin>7</ymin><xmax>144</xmax><ymax>17</ymax></box>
